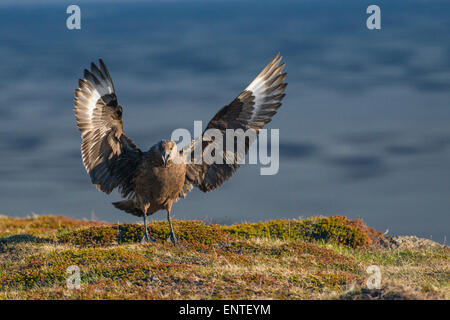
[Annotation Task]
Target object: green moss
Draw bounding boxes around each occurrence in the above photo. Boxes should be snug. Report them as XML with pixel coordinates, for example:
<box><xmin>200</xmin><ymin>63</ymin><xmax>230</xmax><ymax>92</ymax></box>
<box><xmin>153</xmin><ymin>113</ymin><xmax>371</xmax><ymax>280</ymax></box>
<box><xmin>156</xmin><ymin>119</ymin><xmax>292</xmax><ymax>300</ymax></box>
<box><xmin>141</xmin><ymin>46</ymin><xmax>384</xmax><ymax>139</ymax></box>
<box><xmin>148</xmin><ymin>220</ymin><xmax>228</xmax><ymax>245</ymax></box>
<box><xmin>54</xmin><ymin>217</ymin><xmax>378</xmax><ymax>248</ymax></box>
<box><xmin>0</xmin><ymin>246</ymin><xmax>190</xmax><ymax>290</ymax></box>
<box><xmin>0</xmin><ymin>215</ymin><xmax>104</xmax><ymax>237</ymax></box>
<box><xmin>221</xmin><ymin>216</ymin><xmax>376</xmax><ymax>248</ymax></box>
<box><xmin>1</xmin><ymin>268</ymin><xmax>66</xmax><ymax>289</ymax></box>
<box><xmin>118</xmin><ymin>224</ymin><xmax>143</xmax><ymax>243</ymax></box>
<box><xmin>56</xmin><ymin>220</ymin><xmax>229</xmax><ymax>247</ymax></box>
<box><xmin>57</xmin><ymin>226</ymin><xmax>118</xmax><ymax>246</ymax></box>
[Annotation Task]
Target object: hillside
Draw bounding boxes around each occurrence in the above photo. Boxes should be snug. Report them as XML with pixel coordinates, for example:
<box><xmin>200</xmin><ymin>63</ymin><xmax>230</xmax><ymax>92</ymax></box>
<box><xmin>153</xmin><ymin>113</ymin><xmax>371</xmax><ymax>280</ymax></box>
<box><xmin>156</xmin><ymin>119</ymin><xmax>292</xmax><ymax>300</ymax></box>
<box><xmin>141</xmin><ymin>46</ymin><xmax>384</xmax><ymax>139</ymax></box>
<box><xmin>0</xmin><ymin>215</ymin><xmax>448</xmax><ymax>299</ymax></box>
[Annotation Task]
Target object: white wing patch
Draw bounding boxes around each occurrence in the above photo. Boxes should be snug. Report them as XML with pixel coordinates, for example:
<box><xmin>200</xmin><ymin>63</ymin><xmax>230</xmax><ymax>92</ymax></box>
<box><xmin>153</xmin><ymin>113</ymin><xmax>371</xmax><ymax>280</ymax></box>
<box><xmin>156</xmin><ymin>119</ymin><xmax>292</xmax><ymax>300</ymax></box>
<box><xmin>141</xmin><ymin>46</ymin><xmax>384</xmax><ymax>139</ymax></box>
<box><xmin>74</xmin><ymin>80</ymin><xmax>101</xmax><ymax>134</ymax></box>
<box><xmin>245</xmin><ymin>54</ymin><xmax>286</xmax><ymax>124</ymax></box>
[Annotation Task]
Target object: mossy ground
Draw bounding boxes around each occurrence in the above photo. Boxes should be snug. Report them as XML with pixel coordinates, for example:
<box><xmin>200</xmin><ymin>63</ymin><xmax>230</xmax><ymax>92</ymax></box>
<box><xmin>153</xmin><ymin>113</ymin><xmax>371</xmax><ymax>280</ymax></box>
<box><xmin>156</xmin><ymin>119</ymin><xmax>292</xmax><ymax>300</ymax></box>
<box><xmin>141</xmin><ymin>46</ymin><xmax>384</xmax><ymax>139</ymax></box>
<box><xmin>0</xmin><ymin>215</ymin><xmax>448</xmax><ymax>299</ymax></box>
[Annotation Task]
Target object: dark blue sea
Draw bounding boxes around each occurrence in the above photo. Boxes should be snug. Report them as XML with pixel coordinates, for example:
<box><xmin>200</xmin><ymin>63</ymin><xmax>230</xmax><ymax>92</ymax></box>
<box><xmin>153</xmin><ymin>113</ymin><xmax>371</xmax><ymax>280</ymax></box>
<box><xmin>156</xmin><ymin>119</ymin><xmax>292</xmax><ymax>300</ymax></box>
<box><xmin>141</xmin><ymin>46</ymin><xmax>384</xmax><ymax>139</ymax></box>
<box><xmin>0</xmin><ymin>0</ymin><xmax>449</xmax><ymax>242</ymax></box>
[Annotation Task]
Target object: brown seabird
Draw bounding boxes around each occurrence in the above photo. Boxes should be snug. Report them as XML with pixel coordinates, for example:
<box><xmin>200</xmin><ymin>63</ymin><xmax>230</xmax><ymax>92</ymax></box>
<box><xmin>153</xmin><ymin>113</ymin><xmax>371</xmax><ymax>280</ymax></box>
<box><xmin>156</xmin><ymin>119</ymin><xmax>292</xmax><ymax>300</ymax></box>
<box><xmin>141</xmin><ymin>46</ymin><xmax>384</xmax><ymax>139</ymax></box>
<box><xmin>74</xmin><ymin>54</ymin><xmax>287</xmax><ymax>243</ymax></box>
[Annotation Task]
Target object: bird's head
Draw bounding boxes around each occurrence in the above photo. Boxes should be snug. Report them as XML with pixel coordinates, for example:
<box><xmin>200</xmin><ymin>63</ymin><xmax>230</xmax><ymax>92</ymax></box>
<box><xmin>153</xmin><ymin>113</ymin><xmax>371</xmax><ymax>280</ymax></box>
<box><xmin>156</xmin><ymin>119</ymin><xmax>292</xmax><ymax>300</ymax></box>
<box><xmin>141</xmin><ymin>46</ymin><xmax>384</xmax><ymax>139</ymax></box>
<box><xmin>157</xmin><ymin>140</ymin><xmax>178</xmax><ymax>167</ymax></box>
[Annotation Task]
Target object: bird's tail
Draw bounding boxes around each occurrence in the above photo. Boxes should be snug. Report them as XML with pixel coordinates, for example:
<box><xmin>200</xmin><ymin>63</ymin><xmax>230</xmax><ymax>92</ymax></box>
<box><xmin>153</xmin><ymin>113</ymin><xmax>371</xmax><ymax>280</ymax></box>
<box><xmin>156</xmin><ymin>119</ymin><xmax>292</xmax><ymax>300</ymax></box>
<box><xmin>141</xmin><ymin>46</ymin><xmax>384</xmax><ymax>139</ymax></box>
<box><xmin>112</xmin><ymin>200</ymin><xmax>144</xmax><ymax>217</ymax></box>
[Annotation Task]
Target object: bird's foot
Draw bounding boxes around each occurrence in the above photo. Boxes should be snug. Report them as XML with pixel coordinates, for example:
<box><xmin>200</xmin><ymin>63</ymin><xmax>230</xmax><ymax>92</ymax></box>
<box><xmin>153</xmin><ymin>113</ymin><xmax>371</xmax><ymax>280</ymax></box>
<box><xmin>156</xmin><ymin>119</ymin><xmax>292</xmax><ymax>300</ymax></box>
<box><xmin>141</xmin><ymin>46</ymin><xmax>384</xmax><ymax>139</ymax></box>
<box><xmin>167</xmin><ymin>232</ymin><xmax>178</xmax><ymax>244</ymax></box>
<box><xmin>141</xmin><ymin>231</ymin><xmax>156</xmax><ymax>244</ymax></box>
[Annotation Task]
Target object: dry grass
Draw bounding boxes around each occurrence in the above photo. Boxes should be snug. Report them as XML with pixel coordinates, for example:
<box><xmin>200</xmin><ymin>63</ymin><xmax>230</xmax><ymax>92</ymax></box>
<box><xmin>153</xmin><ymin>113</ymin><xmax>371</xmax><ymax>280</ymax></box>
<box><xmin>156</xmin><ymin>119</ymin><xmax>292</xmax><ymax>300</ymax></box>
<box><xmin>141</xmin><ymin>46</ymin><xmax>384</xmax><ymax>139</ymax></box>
<box><xmin>0</xmin><ymin>215</ymin><xmax>448</xmax><ymax>300</ymax></box>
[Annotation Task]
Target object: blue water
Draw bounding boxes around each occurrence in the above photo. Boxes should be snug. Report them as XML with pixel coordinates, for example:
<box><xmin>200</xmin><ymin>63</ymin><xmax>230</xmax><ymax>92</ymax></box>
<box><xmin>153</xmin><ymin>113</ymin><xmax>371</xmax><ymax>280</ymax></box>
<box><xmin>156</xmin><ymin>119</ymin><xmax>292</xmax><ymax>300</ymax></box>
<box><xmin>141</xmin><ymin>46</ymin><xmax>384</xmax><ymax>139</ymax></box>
<box><xmin>0</xmin><ymin>0</ymin><xmax>449</xmax><ymax>242</ymax></box>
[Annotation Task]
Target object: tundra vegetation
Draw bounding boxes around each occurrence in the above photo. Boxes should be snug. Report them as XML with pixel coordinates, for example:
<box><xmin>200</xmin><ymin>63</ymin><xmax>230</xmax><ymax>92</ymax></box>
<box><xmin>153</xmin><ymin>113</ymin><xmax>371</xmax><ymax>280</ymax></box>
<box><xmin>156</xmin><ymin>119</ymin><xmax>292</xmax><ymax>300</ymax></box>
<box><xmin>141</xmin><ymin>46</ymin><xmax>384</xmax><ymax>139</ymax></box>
<box><xmin>0</xmin><ymin>215</ymin><xmax>448</xmax><ymax>299</ymax></box>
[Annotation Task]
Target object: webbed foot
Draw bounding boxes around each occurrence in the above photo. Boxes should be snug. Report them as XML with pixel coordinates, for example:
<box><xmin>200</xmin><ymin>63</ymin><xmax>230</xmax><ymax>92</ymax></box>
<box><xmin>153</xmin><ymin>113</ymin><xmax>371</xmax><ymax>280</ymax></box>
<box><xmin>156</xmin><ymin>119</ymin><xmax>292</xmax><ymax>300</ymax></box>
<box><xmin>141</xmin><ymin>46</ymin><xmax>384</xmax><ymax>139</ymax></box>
<box><xmin>141</xmin><ymin>230</ymin><xmax>156</xmax><ymax>244</ymax></box>
<box><xmin>167</xmin><ymin>232</ymin><xmax>178</xmax><ymax>244</ymax></box>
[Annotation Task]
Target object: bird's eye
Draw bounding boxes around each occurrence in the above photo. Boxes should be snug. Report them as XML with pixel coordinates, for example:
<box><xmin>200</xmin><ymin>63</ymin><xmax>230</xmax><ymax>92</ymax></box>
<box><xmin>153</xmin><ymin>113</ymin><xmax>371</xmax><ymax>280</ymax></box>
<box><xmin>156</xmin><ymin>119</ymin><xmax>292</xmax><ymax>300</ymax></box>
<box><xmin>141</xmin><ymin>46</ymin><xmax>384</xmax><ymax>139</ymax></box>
<box><xmin>117</xmin><ymin>106</ymin><xmax>123</xmax><ymax>118</ymax></box>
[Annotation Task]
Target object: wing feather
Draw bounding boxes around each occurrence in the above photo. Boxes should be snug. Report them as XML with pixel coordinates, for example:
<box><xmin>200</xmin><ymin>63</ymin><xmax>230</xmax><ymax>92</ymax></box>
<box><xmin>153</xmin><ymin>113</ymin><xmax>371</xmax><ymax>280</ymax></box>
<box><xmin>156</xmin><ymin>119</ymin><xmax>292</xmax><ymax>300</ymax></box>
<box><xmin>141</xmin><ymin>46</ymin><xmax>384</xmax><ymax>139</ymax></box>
<box><xmin>74</xmin><ymin>59</ymin><xmax>142</xmax><ymax>197</ymax></box>
<box><xmin>180</xmin><ymin>54</ymin><xmax>287</xmax><ymax>197</ymax></box>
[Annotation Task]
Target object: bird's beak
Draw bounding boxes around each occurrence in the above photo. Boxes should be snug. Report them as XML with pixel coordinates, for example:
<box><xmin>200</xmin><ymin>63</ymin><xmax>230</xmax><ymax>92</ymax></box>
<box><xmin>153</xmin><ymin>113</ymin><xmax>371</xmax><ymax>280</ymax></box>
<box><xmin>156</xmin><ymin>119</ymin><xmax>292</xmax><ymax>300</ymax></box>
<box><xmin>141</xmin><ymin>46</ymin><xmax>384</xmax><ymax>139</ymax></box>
<box><xmin>162</xmin><ymin>152</ymin><xmax>169</xmax><ymax>167</ymax></box>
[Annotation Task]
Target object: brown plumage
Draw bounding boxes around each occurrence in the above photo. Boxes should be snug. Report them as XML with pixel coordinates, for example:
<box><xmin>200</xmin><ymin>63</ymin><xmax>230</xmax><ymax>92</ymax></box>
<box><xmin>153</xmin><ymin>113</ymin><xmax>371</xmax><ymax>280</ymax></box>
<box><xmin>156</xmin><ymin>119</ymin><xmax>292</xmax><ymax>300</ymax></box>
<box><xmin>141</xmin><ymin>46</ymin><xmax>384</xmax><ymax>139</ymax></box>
<box><xmin>74</xmin><ymin>54</ymin><xmax>287</xmax><ymax>243</ymax></box>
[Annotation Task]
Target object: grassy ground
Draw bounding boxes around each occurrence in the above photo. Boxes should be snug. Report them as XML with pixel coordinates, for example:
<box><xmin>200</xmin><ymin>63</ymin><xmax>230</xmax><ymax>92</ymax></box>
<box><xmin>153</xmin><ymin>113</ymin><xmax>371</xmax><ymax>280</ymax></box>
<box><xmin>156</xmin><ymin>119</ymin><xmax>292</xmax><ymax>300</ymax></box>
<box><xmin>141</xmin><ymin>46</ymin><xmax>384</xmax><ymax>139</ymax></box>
<box><xmin>0</xmin><ymin>214</ymin><xmax>448</xmax><ymax>300</ymax></box>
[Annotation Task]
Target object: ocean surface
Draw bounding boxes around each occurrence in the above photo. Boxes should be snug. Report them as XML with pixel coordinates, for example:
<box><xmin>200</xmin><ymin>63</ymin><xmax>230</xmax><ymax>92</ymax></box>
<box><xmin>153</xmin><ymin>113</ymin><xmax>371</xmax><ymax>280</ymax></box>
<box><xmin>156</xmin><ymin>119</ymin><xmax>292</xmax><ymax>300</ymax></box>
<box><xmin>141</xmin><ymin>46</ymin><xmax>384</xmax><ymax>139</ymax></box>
<box><xmin>0</xmin><ymin>0</ymin><xmax>449</xmax><ymax>242</ymax></box>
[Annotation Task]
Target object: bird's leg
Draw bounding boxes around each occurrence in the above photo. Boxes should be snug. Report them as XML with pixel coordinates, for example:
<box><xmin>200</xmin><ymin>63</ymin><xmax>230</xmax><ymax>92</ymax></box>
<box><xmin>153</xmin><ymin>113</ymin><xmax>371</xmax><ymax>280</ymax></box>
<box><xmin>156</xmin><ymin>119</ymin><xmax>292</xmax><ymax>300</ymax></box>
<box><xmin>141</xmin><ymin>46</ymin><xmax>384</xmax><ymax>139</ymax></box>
<box><xmin>166</xmin><ymin>208</ymin><xmax>177</xmax><ymax>244</ymax></box>
<box><xmin>141</xmin><ymin>205</ymin><xmax>155</xmax><ymax>244</ymax></box>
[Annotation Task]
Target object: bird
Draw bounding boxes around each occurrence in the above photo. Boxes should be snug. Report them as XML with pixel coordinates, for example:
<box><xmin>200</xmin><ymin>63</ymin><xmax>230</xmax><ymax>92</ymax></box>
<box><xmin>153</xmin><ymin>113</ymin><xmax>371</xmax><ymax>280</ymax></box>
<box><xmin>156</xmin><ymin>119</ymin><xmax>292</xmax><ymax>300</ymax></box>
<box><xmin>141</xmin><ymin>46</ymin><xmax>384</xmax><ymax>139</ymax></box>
<box><xmin>73</xmin><ymin>54</ymin><xmax>287</xmax><ymax>243</ymax></box>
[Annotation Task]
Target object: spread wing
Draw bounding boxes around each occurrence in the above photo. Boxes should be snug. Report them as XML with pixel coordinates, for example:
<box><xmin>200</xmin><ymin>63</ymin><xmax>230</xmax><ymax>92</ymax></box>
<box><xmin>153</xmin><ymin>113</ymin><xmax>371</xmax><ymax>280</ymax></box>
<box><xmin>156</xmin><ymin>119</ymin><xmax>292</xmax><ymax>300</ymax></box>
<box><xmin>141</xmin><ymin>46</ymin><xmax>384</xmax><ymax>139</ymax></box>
<box><xmin>180</xmin><ymin>54</ymin><xmax>287</xmax><ymax>197</ymax></box>
<box><xmin>74</xmin><ymin>59</ymin><xmax>142</xmax><ymax>197</ymax></box>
